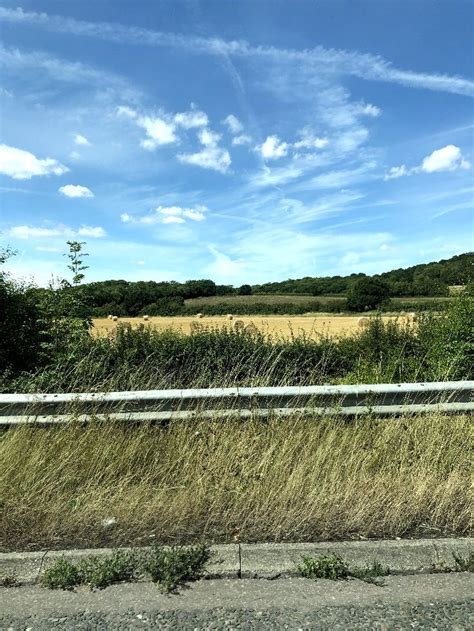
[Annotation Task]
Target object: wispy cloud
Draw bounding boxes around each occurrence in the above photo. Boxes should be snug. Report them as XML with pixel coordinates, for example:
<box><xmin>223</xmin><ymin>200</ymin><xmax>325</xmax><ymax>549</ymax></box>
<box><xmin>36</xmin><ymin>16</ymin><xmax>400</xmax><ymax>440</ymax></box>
<box><xmin>177</xmin><ymin>129</ymin><xmax>231</xmax><ymax>173</ymax></box>
<box><xmin>8</xmin><ymin>223</ymin><xmax>106</xmax><ymax>239</ymax></box>
<box><xmin>0</xmin><ymin>45</ymin><xmax>138</xmax><ymax>100</ymax></box>
<box><xmin>223</xmin><ymin>114</ymin><xmax>243</xmax><ymax>134</ymax></box>
<box><xmin>121</xmin><ymin>205</ymin><xmax>208</xmax><ymax>225</ymax></box>
<box><xmin>2</xmin><ymin>7</ymin><xmax>473</xmax><ymax>96</ymax></box>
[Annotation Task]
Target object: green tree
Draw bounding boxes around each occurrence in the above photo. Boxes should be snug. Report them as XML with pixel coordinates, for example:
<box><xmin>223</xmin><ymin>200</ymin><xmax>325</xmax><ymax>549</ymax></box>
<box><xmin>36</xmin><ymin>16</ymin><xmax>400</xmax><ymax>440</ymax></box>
<box><xmin>238</xmin><ymin>284</ymin><xmax>252</xmax><ymax>296</ymax></box>
<box><xmin>0</xmin><ymin>248</ymin><xmax>45</xmax><ymax>375</ymax></box>
<box><xmin>65</xmin><ymin>240</ymin><xmax>89</xmax><ymax>285</ymax></box>
<box><xmin>346</xmin><ymin>278</ymin><xmax>390</xmax><ymax>311</ymax></box>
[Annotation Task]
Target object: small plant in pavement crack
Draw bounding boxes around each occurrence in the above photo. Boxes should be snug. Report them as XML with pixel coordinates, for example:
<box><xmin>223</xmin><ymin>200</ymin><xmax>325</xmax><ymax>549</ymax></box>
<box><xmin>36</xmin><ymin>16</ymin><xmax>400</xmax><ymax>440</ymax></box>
<box><xmin>41</xmin><ymin>558</ymin><xmax>83</xmax><ymax>590</ymax></box>
<box><xmin>298</xmin><ymin>554</ymin><xmax>349</xmax><ymax>580</ymax></box>
<box><xmin>41</xmin><ymin>545</ymin><xmax>211</xmax><ymax>593</ymax></box>
<box><xmin>78</xmin><ymin>550</ymin><xmax>139</xmax><ymax>590</ymax></box>
<box><xmin>298</xmin><ymin>554</ymin><xmax>390</xmax><ymax>586</ymax></box>
<box><xmin>142</xmin><ymin>544</ymin><xmax>211</xmax><ymax>593</ymax></box>
<box><xmin>350</xmin><ymin>560</ymin><xmax>390</xmax><ymax>586</ymax></box>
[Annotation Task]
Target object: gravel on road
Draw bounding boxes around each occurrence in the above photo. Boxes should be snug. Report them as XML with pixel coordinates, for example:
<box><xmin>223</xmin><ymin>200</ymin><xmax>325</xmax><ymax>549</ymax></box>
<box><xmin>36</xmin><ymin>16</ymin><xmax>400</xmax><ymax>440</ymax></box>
<box><xmin>1</xmin><ymin>573</ymin><xmax>473</xmax><ymax>630</ymax></box>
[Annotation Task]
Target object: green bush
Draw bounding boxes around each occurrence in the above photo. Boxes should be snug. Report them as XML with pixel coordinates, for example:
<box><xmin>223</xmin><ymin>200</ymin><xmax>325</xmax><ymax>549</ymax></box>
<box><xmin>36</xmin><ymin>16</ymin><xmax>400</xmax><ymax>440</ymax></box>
<box><xmin>78</xmin><ymin>550</ymin><xmax>139</xmax><ymax>589</ymax></box>
<box><xmin>41</xmin><ymin>558</ymin><xmax>83</xmax><ymax>590</ymax></box>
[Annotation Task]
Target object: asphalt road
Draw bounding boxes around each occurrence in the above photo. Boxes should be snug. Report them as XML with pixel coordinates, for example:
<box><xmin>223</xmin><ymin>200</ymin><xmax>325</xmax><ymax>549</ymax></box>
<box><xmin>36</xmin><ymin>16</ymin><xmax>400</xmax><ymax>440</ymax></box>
<box><xmin>1</xmin><ymin>573</ymin><xmax>473</xmax><ymax>629</ymax></box>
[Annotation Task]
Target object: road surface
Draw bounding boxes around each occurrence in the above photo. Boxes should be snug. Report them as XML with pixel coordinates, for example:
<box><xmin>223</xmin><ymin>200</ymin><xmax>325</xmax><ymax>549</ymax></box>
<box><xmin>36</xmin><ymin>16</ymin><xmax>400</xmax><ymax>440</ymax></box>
<box><xmin>1</xmin><ymin>573</ymin><xmax>473</xmax><ymax>629</ymax></box>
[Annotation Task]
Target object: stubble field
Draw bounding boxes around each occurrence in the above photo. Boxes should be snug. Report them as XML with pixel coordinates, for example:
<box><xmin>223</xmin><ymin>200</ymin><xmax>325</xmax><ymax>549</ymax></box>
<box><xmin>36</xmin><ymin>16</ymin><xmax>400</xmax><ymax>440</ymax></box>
<box><xmin>92</xmin><ymin>314</ymin><xmax>398</xmax><ymax>339</ymax></box>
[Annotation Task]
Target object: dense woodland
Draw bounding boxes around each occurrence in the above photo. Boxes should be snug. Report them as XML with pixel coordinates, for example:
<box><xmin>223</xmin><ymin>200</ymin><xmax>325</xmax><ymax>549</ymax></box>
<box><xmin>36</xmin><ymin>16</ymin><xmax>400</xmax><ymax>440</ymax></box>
<box><xmin>50</xmin><ymin>252</ymin><xmax>472</xmax><ymax>316</ymax></box>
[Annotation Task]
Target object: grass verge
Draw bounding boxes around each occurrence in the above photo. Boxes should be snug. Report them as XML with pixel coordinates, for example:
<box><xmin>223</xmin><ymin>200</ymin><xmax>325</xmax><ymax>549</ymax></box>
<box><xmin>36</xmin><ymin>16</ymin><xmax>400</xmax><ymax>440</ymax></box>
<box><xmin>0</xmin><ymin>412</ymin><xmax>470</xmax><ymax>550</ymax></box>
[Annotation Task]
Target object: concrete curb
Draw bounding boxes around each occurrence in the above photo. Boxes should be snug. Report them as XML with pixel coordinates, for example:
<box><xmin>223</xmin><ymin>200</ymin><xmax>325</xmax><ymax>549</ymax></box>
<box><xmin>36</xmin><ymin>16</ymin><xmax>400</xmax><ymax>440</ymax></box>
<box><xmin>1</xmin><ymin>538</ymin><xmax>472</xmax><ymax>584</ymax></box>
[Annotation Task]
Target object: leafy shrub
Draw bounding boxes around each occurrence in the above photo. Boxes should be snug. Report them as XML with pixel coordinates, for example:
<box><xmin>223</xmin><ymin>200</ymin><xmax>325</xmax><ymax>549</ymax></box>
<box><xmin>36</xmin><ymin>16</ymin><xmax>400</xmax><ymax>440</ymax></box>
<box><xmin>141</xmin><ymin>544</ymin><xmax>211</xmax><ymax>593</ymax></box>
<box><xmin>41</xmin><ymin>558</ymin><xmax>82</xmax><ymax>590</ymax></box>
<box><xmin>78</xmin><ymin>550</ymin><xmax>139</xmax><ymax>589</ymax></box>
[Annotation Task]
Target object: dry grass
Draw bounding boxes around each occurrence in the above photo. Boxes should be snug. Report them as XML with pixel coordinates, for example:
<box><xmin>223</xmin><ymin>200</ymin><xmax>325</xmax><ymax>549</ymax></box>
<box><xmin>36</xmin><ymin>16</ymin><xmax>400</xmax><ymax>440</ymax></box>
<box><xmin>1</xmin><ymin>413</ymin><xmax>470</xmax><ymax>551</ymax></box>
<box><xmin>92</xmin><ymin>315</ymin><xmax>398</xmax><ymax>339</ymax></box>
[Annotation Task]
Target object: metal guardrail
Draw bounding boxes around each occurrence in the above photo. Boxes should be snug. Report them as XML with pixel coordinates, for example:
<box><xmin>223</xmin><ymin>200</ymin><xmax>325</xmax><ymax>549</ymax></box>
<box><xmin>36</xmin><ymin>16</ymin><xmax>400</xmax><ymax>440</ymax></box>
<box><xmin>0</xmin><ymin>381</ymin><xmax>472</xmax><ymax>425</ymax></box>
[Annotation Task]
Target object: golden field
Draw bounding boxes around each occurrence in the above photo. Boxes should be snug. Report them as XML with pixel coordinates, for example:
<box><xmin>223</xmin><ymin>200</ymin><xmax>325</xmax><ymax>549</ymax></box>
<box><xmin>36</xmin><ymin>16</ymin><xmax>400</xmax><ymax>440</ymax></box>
<box><xmin>92</xmin><ymin>314</ymin><xmax>398</xmax><ymax>339</ymax></box>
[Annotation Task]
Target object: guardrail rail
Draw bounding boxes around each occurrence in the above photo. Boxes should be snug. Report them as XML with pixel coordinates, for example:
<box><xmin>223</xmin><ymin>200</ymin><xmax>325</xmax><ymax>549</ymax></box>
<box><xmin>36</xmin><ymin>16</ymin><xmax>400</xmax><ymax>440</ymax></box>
<box><xmin>0</xmin><ymin>381</ymin><xmax>472</xmax><ymax>425</ymax></box>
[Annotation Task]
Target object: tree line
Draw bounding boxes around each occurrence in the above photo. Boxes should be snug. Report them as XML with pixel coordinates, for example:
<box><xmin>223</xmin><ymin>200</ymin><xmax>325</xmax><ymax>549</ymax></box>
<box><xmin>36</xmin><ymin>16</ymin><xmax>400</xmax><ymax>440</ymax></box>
<box><xmin>54</xmin><ymin>251</ymin><xmax>472</xmax><ymax>316</ymax></box>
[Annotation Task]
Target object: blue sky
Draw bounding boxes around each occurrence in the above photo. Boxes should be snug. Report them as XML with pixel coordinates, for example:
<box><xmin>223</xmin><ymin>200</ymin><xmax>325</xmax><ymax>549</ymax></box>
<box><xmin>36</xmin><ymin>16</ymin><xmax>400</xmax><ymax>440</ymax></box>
<box><xmin>0</xmin><ymin>0</ymin><xmax>473</xmax><ymax>286</ymax></box>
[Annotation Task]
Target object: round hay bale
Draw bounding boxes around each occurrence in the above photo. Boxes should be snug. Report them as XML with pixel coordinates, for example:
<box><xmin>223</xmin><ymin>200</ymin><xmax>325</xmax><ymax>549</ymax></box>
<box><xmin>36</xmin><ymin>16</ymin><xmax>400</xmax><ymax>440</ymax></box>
<box><xmin>244</xmin><ymin>323</ymin><xmax>258</xmax><ymax>335</ymax></box>
<box><xmin>357</xmin><ymin>316</ymin><xmax>370</xmax><ymax>328</ymax></box>
<box><xmin>233</xmin><ymin>319</ymin><xmax>245</xmax><ymax>332</ymax></box>
<box><xmin>143</xmin><ymin>315</ymin><xmax>149</xmax><ymax>321</ymax></box>
<box><xmin>196</xmin><ymin>312</ymin><xmax>204</xmax><ymax>319</ymax></box>
<box><xmin>112</xmin><ymin>315</ymin><xmax>118</xmax><ymax>322</ymax></box>
<box><xmin>107</xmin><ymin>314</ymin><xmax>113</xmax><ymax>320</ymax></box>
<box><xmin>226</xmin><ymin>314</ymin><xmax>233</xmax><ymax>320</ymax></box>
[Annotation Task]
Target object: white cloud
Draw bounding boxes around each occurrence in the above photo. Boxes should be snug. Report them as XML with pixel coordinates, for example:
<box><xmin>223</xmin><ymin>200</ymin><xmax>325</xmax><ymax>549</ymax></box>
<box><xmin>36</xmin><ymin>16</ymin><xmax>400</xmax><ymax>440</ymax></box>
<box><xmin>0</xmin><ymin>144</ymin><xmax>69</xmax><ymax>179</ymax></box>
<box><xmin>198</xmin><ymin>128</ymin><xmax>221</xmax><ymax>147</ymax></box>
<box><xmin>59</xmin><ymin>184</ymin><xmax>94</xmax><ymax>198</ymax></box>
<box><xmin>182</xmin><ymin>208</ymin><xmax>206</xmax><ymax>221</ymax></box>
<box><xmin>74</xmin><ymin>134</ymin><xmax>91</xmax><ymax>146</ymax></box>
<box><xmin>162</xmin><ymin>215</ymin><xmax>185</xmax><ymax>224</ymax></box>
<box><xmin>421</xmin><ymin>144</ymin><xmax>470</xmax><ymax>173</ymax></box>
<box><xmin>121</xmin><ymin>205</ymin><xmax>208</xmax><ymax>225</ymax></box>
<box><xmin>157</xmin><ymin>205</ymin><xmax>207</xmax><ymax>222</ymax></box>
<box><xmin>78</xmin><ymin>225</ymin><xmax>106</xmax><ymax>238</ymax></box>
<box><xmin>385</xmin><ymin>145</ymin><xmax>470</xmax><ymax>180</ymax></box>
<box><xmin>117</xmin><ymin>105</ymin><xmax>137</xmax><ymax>119</ymax></box>
<box><xmin>174</xmin><ymin>108</ymin><xmax>208</xmax><ymax>129</ymax></box>
<box><xmin>232</xmin><ymin>134</ymin><xmax>252</xmax><ymax>146</ymax></box>
<box><xmin>8</xmin><ymin>223</ymin><xmax>105</xmax><ymax>239</ymax></box>
<box><xmin>359</xmin><ymin>103</ymin><xmax>381</xmax><ymax>117</ymax></box>
<box><xmin>137</xmin><ymin>115</ymin><xmax>177</xmax><ymax>149</ymax></box>
<box><xmin>249</xmin><ymin>164</ymin><xmax>303</xmax><ymax>188</ymax></box>
<box><xmin>259</xmin><ymin>135</ymin><xmax>289</xmax><ymax>160</ymax></box>
<box><xmin>178</xmin><ymin>147</ymin><xmax>231</xmax><ymax>172</ymax></box>
<box><xmin>223</xmin><ymin>114</ymin><xmax>243</xmax><ymax>134</ymax></box>
<box><xmin>384</xmin><ymin>165</ymin><xmax>409</xmax><ymax>180</ymax></box>
<box><xmin>205</xmin><ymin>246</ymin><xmax>246</xmax><ymax>281</ymax></box>
<box><xmin>293</xmin><ymin>130</ymin><xmax>329</xmax><ymax>150</ymax></box>
<box><xmin>9</xmin><ymin>225</ymin><xmax>66</xmax><ymax>239</ymax></box>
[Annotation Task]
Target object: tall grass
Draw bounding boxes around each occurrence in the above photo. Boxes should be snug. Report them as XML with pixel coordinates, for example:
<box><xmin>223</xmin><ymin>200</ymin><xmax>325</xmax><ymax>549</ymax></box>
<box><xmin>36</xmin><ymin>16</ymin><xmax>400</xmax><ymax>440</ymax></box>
<box><xmin>1</xmin><ymin>412</ymin><xmax>470</xmax><ymax>551</ymax></box>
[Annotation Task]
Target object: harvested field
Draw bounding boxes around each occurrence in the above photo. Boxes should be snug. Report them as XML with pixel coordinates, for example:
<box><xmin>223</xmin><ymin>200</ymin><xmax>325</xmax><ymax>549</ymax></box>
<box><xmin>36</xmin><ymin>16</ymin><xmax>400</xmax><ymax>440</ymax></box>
<box><xmin>92</xmin><ymin>315</ymin><xmax>398</xmax><ymax>339</ymax></box>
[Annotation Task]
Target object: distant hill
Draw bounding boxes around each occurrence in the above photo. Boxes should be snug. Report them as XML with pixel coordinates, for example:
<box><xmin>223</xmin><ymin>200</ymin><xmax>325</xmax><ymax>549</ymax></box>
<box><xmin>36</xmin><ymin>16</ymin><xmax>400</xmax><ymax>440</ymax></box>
<box><xmin>252</xmin><ymin>253</ymin><xmax>473</xmax><ymax>297</ymax></box>
<box><xmin>64</xmin><ymin>252</ymin><xmax>472</xmax><ymax>317</ymax></box>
